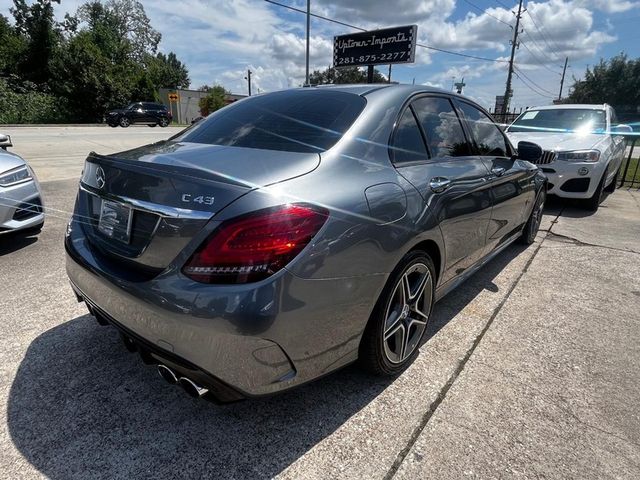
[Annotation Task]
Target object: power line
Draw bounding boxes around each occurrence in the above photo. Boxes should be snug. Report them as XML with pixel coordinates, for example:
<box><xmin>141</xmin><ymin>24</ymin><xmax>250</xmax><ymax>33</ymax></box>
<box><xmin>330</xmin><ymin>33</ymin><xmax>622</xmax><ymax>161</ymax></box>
<box><xmin>525</xmin><ymin>9</ymin><xmax>563</xmax><ymax>58</ymax></box>
<box><xmin>513</xmin><ymin>70</ymin><xmax>555</xmax><ymax>99</ymax></box>
<box><xmin>494</xmin><ymin>0</ymin><xmax>511</xmax><ymax>9</ymax></box>
<box><xmin>461</xmin><ymin>0</ymin><xmax>511</xmax><ymax>28</ymax></box>
<box><xmin>513</xmin><ymin>66</ymin><xmax>557</xmax><ymax>97</ymax></box>
<box><xmin>518</xmin><ymin>40</ymin><xmax>563</xmax><ymax>75</ymax></box>
<box><xmin>263</xmin><ymin>0</ymin><xmax>508</xmax><ymax>64</ymax></box>
<box><xmin>521</xmin><ymin>29</ymin><xmax>563</xmax><ymax>66</ymax></box>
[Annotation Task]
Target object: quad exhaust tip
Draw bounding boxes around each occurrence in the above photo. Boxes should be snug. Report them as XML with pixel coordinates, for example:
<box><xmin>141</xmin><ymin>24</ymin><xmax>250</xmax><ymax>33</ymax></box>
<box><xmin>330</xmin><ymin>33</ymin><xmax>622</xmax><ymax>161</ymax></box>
<box><xmin>157</xmin><ymin>364</ymin><xmax>178</xmax><ymax>384</ymax></box>
<box><xmin>178</xmin><ymin>377</ymin><xmax>209</xmax><ymax>398</ymax></box>
<box><xmin>157</xmin><ymin>364</ymin><xmax>209</xmax><ymax>398</ymax></box>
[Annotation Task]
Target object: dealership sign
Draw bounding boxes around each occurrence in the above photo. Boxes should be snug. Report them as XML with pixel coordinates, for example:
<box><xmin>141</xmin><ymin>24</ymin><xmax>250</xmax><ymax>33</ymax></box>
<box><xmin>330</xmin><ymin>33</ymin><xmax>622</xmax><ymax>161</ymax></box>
<box><xmin>333</xmin><ymin>25</ymin><xmax>418</xmax><ymax>68</ymax></box>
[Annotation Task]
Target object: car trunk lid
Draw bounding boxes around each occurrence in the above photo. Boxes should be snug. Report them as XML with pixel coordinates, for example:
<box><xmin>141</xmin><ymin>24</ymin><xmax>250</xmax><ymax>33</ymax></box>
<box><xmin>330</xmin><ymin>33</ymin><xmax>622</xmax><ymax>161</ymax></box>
<box><xmin>75</xmin><ymin>141</ymin><xmax>320</xmax><ymax>273</ymax></box>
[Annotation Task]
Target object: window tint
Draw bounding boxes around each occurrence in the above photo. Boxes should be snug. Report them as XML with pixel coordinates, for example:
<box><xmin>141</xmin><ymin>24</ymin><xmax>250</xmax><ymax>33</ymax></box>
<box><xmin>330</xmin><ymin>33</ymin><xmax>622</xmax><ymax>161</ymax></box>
<box><xmin>391</xmin><ymin>108</ymin><xmax>428</xmax><ymax>165</ymax></box>
<box><xmin>458</xmin><ymin>102</ymin><xmax>509</xmax><ymax>157</ymax></box>
<box><xmin>412</xmin><ymin>97</ymin><xmax>470</xmax><ymax>157</ymax></box>
<box><xmin>176</xmin><ymin>90</ymin><xmax>367</xmax><ymax>153</ymax></box>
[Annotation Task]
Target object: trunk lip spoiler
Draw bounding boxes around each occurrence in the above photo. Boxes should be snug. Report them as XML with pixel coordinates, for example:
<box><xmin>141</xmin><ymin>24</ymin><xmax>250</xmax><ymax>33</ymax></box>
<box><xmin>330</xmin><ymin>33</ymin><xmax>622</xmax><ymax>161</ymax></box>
<box><xmin>79</xmin><ymin>183</ymin><xmax>214</xmax><ymax>220</ymax></box>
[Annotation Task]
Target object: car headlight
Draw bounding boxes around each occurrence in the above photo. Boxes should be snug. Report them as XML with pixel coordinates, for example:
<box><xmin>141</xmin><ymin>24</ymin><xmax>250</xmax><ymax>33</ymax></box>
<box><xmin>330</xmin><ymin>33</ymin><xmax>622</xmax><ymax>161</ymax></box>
<box><xmin>556</xmin><ymin>150</ymin><xmax>600</xmax><ymax>162</ymax></box>
<box><xmin>0</xmin><ymin>165</ymin><xmax>33</xmax><ymax>187</ymax></box>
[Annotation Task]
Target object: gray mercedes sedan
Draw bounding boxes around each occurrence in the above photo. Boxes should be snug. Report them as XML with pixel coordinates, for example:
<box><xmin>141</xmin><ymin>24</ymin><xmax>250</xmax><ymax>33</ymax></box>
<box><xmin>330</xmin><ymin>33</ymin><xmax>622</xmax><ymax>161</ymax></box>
<box><xmin>66</xmin><ymin>84</ymin><xmax>546</xmax><ymax>402</ymax></box>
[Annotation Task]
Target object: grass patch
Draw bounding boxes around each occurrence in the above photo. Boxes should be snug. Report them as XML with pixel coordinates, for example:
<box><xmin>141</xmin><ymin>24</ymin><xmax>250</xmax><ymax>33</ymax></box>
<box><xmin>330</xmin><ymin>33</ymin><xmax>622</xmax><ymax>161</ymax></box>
<box><xmin>621</xmin><ymin>157</ymin><xmax>640</xmax><ymax>186</ymax></box>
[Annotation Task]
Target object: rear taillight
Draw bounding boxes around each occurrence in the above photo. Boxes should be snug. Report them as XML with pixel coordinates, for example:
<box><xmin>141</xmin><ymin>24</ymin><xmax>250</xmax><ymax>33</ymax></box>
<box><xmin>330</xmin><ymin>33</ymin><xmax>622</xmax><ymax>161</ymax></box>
<box><xmin>183</xmin><ymin>204</ymin><xmax>329</xmax><ymax>284</ymax></box>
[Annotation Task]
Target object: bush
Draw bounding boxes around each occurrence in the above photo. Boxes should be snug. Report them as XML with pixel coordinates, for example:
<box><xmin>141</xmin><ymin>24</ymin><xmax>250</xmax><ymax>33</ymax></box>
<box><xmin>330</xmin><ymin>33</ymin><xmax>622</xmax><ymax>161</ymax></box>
<box><xmin>0</xmin><ymin>78</ymin><xmax>67</xmax><ymax>123</ymax></box>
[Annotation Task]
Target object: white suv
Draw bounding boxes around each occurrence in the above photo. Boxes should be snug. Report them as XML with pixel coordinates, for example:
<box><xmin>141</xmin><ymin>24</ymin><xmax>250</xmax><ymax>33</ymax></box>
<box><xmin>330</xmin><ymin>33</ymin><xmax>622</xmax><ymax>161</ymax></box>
<box><xmin>505</xmin><ymin>104</ymin><xmax>631</xmax><ymax>210</ymax></box>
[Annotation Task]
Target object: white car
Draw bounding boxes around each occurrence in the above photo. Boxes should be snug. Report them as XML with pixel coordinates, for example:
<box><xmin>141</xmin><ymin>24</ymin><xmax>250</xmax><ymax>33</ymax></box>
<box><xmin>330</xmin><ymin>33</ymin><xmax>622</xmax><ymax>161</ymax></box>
<box><xmin>0</xmin><ymin>134</ymin><xmax>45</xmax><ymax>235</ymax></box>
<box><xmin>505</xmin><ymin>104</ymin><xmax>631</xmax><ymax>210</ymax></box>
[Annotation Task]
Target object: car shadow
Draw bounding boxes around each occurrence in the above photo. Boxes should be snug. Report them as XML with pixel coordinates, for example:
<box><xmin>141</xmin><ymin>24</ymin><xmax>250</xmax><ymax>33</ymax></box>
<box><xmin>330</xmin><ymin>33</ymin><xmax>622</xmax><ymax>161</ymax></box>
<box><xmin>544</xmin><ymin>191</ymin><xmax>614</xmax><ymax>219</ymax></box>
<box><xmin>7</xmin><ymin>242</ymin><xmax>529</xmax><ymax>479</ymax></box>
<box><xmin>0</xmin><ymin>231</ymin><xmax>39</xmax><ymax>256</ymax></box>
<box><xmin>424</xmin><ymin>241</ymin><xmax>528</xmax><ymax>342</ymax></box>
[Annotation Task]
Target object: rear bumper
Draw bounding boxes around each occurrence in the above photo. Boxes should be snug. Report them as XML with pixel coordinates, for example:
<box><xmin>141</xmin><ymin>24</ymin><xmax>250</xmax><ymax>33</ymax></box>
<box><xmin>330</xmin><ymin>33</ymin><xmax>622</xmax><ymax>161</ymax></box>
<box><xmin>0</xmin><ymin>179</ymin><xmax>44</xmax><ymax>233</ymax></box>
<box><xmin>65</xmin><ymin>226</ymin><xmax>384</xmax><ymax>397</ymax></box>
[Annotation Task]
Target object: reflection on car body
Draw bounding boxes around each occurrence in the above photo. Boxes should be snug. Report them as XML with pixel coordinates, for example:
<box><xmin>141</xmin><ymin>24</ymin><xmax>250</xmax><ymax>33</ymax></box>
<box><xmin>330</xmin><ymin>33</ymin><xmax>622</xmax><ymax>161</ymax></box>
<box><xmin>66</xmin><ymin>84</ymin><xmax>546</xmax><ymax>402</ymax></box>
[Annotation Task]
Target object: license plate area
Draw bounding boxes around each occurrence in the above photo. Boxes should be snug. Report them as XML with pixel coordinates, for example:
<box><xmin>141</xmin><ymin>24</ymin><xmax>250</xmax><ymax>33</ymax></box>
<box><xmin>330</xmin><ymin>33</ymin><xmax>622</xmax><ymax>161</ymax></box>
<box><xmin>98</xmin><ymin>199</ymin><xmax>133</xmax><ymax>244</ymax></box>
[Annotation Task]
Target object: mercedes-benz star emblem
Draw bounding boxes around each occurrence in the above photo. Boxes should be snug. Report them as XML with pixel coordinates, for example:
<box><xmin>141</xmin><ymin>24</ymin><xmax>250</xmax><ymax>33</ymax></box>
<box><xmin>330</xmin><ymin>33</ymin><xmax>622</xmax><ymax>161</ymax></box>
<box><xmin>96</xmin><ymin>166</ymin><xmax>106</xmax><ymax>189</ymax></box>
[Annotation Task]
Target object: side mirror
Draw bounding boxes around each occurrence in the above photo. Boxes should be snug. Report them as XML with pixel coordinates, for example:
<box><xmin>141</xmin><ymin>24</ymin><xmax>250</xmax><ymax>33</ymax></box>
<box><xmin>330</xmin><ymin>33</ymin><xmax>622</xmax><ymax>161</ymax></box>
<box><xmin>0</xmin><ymin>134</ymin><xmax>12</xmax><ymax>150</ymax></box>
<box><xmin>517</xmin><ymin>141</ymin><xmax>542</xmax><ymax>163</ymax></box>
<box><xmin>612</xmin><ymin>124</ymin><xmax>633</xmax><ymax>135</ymax></box>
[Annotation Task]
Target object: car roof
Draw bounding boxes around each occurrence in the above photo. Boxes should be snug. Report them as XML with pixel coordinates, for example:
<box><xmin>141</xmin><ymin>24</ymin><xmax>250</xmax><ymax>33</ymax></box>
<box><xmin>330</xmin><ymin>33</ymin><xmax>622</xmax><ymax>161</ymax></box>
<box><xmin>299</xmin><ymin>83</ymin><xmax>476</xmax><ymax>103</ymax></box>
<box><xmin>525</xmin><ymin>104</ymin><xmax>607</xmax><ymax>111</ymax></box>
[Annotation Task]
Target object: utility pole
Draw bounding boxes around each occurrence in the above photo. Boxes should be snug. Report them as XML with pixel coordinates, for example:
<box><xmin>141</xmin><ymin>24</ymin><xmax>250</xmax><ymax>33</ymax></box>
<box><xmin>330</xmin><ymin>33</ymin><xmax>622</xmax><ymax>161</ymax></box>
<box><xmin>502</xmin><ymin>0</ymin><xmax>524</xmax><ymax>115</ymax></box>
<box><xmin>245</xmin><ymin>69</ymin><xmax>252</xmax><ymax>96</ymax></box>
<box><xmin>558</xmin><ymin>56</ymin><xmax>568</xmax><ymax>102</ymax></box>
<box><xmin>388</xmin><ymin>64</ymin><xmax>392</xmax><ymax>83</ymax></box>
<box><xmin>305</xmin><ymin>0</ymin><xmax>310</xmax><ymax>85</ymax></box>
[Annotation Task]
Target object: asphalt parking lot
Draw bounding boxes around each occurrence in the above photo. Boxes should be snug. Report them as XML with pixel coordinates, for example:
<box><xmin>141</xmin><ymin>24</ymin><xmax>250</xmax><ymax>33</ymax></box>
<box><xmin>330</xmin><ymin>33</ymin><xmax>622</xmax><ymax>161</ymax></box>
<box><xmin>1</xmin><ymin>127</ymin><xmax>639</xmax><ymax>479</ymax></box>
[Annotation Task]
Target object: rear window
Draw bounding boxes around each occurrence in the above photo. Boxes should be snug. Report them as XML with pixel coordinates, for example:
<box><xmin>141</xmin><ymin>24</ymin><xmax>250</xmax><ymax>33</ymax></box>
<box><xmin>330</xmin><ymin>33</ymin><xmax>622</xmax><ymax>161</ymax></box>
<box><xmin>175</xmin><ymin>90</ymin><xmax>367</xmax><ymax>153</ymax></box>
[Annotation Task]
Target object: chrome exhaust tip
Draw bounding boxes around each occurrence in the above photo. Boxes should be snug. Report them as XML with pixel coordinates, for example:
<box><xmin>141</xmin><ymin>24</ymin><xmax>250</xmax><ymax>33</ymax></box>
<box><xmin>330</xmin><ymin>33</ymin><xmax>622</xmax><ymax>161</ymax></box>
<box><xmin>157</xmin><ymin>364</ymin><xmax>178</xmax><ymax>385</ymax></box>
<box><xmin>178</xmin><ymin>377</ymin><xmax>209</xmax><ymax>398</ymax></box>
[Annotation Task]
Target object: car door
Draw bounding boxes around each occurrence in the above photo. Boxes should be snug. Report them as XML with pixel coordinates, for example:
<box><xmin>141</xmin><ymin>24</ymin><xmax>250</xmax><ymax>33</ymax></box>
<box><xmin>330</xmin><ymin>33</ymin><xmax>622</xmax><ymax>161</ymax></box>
<box><xmin>455</xmin><ymin>100</ymin><xmax>536</xmax><ymax>252</ymax></box>
<box><xmin>393</xmin><ymin>95</ymin><xmax>493</xmax><ymax>285</ymax></box>
<box><xmin>129</xmin><ymin>102</ymin><xmax>146</xmax><ymax>123</ymax></box>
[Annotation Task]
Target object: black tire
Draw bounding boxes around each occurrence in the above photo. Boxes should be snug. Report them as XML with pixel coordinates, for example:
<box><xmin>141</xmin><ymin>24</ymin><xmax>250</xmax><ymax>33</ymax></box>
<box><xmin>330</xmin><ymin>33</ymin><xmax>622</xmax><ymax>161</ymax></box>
<box><xmin>604</xmin><ymin>167</ymin><xmax>618</xmax><ymax>193</ymax></box>
<box><xmin>584</xmin><ymin>168</ymin><xmax>607</xmax><ymax>211</ymax></box>
<box><xmin>119</xmin><ymin>116</ymin><xmax>130</xmax><ymax>128</ymax></box>
<box><xmin>159</xmin><ymin>117</ymin><xmax>169</xmax><ymax>127</ymax></box>
<box><xmin>519</xmin><ymin>188</ymin><xmax>546</xmax><ymax>245</ymax></box>
<box><xmin>108</xmin><ymin>123</ymin><xmax>118</xmax><ymax>128</ymax></box>
<box><xmin>148</xmin><ymin>124</ymin><xmax>157</xmax><ymax>128</ymax></box>
<box><xmin>359</xmin><ymin>250</ymin><xmax>436</xmax><ymax>376</ymax></box>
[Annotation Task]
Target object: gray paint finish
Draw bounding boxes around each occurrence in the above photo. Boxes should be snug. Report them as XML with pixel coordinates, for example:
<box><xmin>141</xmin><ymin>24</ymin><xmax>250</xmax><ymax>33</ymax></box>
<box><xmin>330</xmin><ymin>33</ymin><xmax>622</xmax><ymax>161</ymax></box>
<box><xmin>65</xmin><ymin>84</ymin><xmax>546</xmax><ymax>397</ymax></box>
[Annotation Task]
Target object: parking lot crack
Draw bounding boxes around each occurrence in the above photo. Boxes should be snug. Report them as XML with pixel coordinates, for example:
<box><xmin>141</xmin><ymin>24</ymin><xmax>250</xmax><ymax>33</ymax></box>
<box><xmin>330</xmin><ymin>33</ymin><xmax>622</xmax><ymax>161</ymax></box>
<box><xmin>546</xmin><ymin>232</ymin><xmax>640</xmax><ymax>256</ymax></box>
<box><xmin>384</xmin><ymin>231</ymin><xmax>551</xmax><ymax>479</ymax></box>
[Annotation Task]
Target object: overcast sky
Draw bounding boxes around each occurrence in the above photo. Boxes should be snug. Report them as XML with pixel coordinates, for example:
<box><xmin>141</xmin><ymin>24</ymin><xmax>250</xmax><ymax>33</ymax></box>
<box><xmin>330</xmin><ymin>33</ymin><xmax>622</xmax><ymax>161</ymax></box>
<box><xmin>2</xmin><ymin>0</ymin><xmax>639</xmax><ymax>110</ymax></box>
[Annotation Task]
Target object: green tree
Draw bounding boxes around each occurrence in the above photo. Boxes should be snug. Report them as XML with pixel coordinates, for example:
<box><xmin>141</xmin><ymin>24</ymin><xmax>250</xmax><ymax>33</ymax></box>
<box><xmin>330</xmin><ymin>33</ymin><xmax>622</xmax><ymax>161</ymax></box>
<box><xmin>10</xmin><ymin>0</ymin><xmax>62</xmax><ymax>86</ymax></box>
<box><xmin>104</xmin><ymin>0</ymin><xmax>161</xmax><ymax>60</ymax></box>
<box><xmin>309</xmin><ymin>66</ymin><xmax>387</xmax><ymax>85</ymax></box>
<box><xmin>0</xmin><ymin>14</ymin><xmax>26</xmax><ymax>76</ymax></box>
<box><xmin>567</xmin><ymin>54</ymin><xmax>640</xmax><ymax>108</ymax></box>
<box><xmin>146</xmin><ymin>52</ymin><xmax>190</xmax><ymax>90</ymax></box>
<box><xmin>199</xmin><ymin>85</ymin><xmax>229</xmax><ymax>116</ymax></box>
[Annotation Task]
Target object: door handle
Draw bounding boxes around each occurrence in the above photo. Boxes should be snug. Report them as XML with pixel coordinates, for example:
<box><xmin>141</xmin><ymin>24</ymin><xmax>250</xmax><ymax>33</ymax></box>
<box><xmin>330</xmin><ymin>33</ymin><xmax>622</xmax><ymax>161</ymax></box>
<box><xmin>491</xmin><ymin>167</ymin><xmax>506</xmax><ymax>176</ymax></box>
<box><xmin>429</xmin><ymin>177</ymin><xmax>452</xmax><ymax>193</ymax></box>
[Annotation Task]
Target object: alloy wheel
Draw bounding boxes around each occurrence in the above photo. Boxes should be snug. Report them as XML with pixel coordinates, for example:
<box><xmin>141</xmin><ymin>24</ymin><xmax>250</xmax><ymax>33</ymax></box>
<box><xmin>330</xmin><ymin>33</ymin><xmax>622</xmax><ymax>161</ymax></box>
<box><xmin>533</xmin><ymin>193</ymin><xmax>545</xmax><ymax>232</ymax></box>
<box><xmin>382</xmin><ymin>262</ymin><xmax>432</xmax><ymax>364</ymax></box>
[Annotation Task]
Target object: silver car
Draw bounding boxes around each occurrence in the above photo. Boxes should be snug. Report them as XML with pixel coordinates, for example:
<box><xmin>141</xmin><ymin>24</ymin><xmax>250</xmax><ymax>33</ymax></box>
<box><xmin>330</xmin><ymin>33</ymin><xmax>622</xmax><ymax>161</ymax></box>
<box><xmin>66</xmin><ymin>85</ymin><xmax>546</xmax><ymax>402</ymax></box>
<box><xmin>0</xmin><ymin>134</ymin><xmax>45</xmax><ymax>235</ymax></box>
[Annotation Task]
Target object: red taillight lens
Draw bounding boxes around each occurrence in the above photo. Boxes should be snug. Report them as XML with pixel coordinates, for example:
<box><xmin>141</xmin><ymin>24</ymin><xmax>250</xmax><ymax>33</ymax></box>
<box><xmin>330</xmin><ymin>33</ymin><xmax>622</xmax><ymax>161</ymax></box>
<box><xmin>183</xmin><ymin>204</ymin><xmax>329</xmax><ymax>284</ymax></box>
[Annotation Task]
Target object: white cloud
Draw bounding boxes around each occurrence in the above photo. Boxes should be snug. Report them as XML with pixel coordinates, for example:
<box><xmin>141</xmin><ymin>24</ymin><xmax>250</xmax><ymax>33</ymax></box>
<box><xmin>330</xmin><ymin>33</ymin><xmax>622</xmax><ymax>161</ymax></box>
<box><xmin>576</xmin><ymin>0</ymin><xmax>640</xmax><ymax>13</ymax></box>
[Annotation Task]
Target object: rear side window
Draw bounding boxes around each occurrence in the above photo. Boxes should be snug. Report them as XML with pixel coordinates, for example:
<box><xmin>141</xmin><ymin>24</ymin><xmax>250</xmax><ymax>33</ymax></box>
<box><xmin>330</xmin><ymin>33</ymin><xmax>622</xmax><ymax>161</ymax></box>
<box><xmin>458</xmin><ymin>102</ymin><xmax>509</xmax><ymax>157</ymax></box>
<box><xmin>391</xmin><ymin>108</ymin><xmax>428</xmax><ymax>165</ymax></box>
<box><xmin>412</xmin><ymin>97</ymin><xmax>470</xmax><ymax>157</ymax></box>
<box><xmin>176</xmin><ymin>90</ymin><xmax>367</xmax><ymax>153</ymax></box>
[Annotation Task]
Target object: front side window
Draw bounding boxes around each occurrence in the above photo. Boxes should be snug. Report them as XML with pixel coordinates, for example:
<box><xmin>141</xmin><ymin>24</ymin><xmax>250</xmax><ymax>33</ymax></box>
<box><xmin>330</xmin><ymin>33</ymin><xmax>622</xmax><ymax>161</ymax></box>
<box><xmin>390</xmin><ymin>107</ymin><xmax>428</xmax><ymax>165</ymax></box>
<box><xmin>412</xmin><ymin>97</ymin><xmax>470</xmax><ymax>158</ymax></box>
<box><xmin>458</xmin><ymin>102</ymin><xmax>509</xmax><ymax>157</ymax></box>
<box><xmin>175</xmin><ymin>90</ymin><xmax>367</xmax><ymax>153</ymax></box>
